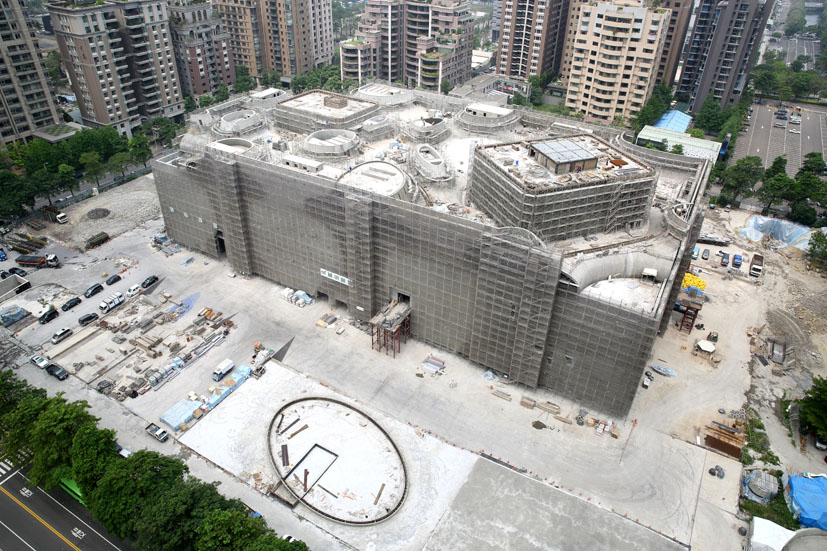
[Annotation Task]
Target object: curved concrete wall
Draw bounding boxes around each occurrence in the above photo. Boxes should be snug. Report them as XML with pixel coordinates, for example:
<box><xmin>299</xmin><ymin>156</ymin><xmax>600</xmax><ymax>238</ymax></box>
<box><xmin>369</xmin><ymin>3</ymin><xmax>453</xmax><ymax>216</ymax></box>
<box><xmin>304</xmin><ymin>129</ymin><xmax>359</xmax><ymax>155</ymax></box>
<box><xmin>567</xmin><ymin>250</ymin><xmax>676</xmax><ymax>291</ymax></box>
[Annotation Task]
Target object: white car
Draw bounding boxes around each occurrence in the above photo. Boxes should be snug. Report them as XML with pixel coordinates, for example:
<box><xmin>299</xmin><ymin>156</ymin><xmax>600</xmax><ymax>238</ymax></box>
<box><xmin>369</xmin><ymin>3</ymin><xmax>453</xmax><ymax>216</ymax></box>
<box><xmin>126</xmin><ymin>284</ymin><xmax>141</xmax><ymax>297</ymax></box>
<box><xmin>774</xmin><ymin>122</ymin><xmax>786</xmax><ymax>128</ymax></box>
<box><xmin>789</xmin><ymin>128</ymin><xmax>801</xmax><ymax>134</ymax></box>
<box><xmin>30</xmin><ymin>354</ymin><xmax>49</xmax><ymax>369</ymax></box>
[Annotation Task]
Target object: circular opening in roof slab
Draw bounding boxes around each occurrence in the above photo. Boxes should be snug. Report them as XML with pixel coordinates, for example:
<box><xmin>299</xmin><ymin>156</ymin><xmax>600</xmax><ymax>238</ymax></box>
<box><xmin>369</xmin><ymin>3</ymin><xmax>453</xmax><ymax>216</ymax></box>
<box><xmin>268</xmin><ymin>397</ymin><xmax>408</xmax><ymax>525</ymax></box>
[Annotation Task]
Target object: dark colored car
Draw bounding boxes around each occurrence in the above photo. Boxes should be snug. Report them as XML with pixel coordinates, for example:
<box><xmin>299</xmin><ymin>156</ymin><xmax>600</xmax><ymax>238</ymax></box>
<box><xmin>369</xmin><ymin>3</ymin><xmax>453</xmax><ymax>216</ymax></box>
<box><xmin>85</xmin><ymin>283</ymin><xmax>104</xmax><ymax>298</ymax></box>
<box><xmin>39</xmin><ymin>309</ymin><xmax>59</xmax><ymax>324</ymax></box>
<box><xmin>9</xmin><ymin>267</ymin><xmax>27</xmax><ymax>276</ymax></box>
<box><xmin>106</xmin><ymin>274</ymin><xmax>122</xmax><ymax>286</ymax></box>
<box><xmin>61</xmin><ymin>297</ymin><xmax>82</xmax><ymax>311</ymax></box>
<box><xmin>702</xmin><ymin>249</ymin><xmax>710</xmax><ymax>260</ymax></box>
<box><xmin>0</xmin><ymin>247</ymin><xmax>6</xmax><ymax>261</ymax></box>
<box><xmin>79</xmin><ymin>312</ymin><xmax>99</xmax><ymax>326</ymax></box>
<box><xmin>0</xmin><ymin>270</ymin><xmax>10</xmax><ymax>279</ymax></box>
<box><xmin>45</xmin><ymin>364</ymin><xmax>69</xmax><ymax>381</ymax></box>
<box><xmin>141</xmin><ymin>274</ymin><xmax>159</xmax><ymax>289</ymax></box>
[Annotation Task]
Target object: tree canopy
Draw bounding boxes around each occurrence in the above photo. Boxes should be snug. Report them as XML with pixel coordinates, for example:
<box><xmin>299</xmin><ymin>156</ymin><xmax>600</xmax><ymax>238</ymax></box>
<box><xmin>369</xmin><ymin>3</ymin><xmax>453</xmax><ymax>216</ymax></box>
<box><xmin>719</xmin><ymin>156</ymin><xmax>764</xmax><ymax>203</ymax></box>
<box><xmin>631</xmin><ymin>84</ymin><xmax>673</xmax><ymax>134</ymax></box>
<box><xmin>799</xmin><ymin>376</ymin><xmax>827</xmax><ymax>441</ymax></box>
<box><xmin>234</xmin><ymin>65</ymin><xmax>256</xmax><ymax>94</ymax></box>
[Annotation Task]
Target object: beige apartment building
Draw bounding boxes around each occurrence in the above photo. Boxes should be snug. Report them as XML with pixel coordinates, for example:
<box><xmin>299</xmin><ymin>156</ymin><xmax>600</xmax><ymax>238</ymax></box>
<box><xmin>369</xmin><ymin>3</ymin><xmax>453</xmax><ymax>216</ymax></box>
<box><xmin>495</xmin><ymin>0</ymin><xmax>569</xmax><ymax>79</ymax></box>
<box><xmin>340</xmin><ymin>0</ymin><xmax>473</xmax><ymax>91</ymax></box>
<box><xmin>49</xmin><ymin>0</ymin><xmax>184</xmax><ymax>137</ymax></box>
<box><xmin>213</xmin><ymin>0</ymin><xmax>333</xmax><ymax>80</ymax></box>
<box><xmin>0</xmin><ymin>0</ymin><xmax>61</xmax><ymax>144</ymax></box>
<box><xmin>564</xmin><ymin>0</ymin><xmax>669</xmax><ymax>124</ymax></box>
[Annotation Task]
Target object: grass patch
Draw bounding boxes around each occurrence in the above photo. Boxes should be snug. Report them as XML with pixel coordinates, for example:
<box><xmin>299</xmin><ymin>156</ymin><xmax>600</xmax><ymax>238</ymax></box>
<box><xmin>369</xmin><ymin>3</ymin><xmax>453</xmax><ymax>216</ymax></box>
<box><xmin>743</xmin><ymin>410</ymin><xmax>780</xmax><ymax>466</ymax></box>
<box><xmin>740</xmin><ymin>472</ymin><xmax>799</xmax><ymax>530</ymax></box>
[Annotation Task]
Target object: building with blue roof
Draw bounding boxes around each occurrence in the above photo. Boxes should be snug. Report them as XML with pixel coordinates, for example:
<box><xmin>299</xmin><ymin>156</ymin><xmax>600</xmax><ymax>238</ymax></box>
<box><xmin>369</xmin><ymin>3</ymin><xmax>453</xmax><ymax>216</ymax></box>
<box><xmin>653</xmin><ymin>110</ymin><xmax>693</xmax><ymax>133</ymax></box>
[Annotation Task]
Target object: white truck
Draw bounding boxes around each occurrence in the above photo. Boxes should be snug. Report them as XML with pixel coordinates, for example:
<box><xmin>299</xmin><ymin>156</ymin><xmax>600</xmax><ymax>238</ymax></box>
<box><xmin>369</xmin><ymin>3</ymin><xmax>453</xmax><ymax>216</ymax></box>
<box><xmin>99</xmin><ymin>292</ymin><xmax>125</xmax><ymax>313</ymax></box>
<box><xmin>749</xmin><ymin>254</ymin><xmax>764</xmax><ymax>278</ymax></box>
<box><xmin>212</xmin><ymin>358</ymin><xmax>235</xmax><ymax>381</ymax></box>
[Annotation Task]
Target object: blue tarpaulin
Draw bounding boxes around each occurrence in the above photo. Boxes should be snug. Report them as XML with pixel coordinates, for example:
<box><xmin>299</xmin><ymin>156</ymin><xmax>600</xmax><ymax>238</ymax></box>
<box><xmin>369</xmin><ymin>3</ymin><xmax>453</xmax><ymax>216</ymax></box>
<box><xmin>206</xmin><ymin>365</ymin><xmax>252</xmax><ymax>409</ymax></box>
<box><xmin>160</xmin><ymin>399</ymin><xmax>203</xmax><ymax>430</ymax></box>
<box><xmin>653</xmin><ymin>110</ymin><xmax>692</xmax><ymax>133</ymax></box>
<box><xmin>738</xmin><ymin>215</ymin><xmax>824</xmax><ymax>250</ymax></box>
<box><xmin>786</xmin><ymin>475</ymin><xmax>827</xmax><ymax>530</ymax></box>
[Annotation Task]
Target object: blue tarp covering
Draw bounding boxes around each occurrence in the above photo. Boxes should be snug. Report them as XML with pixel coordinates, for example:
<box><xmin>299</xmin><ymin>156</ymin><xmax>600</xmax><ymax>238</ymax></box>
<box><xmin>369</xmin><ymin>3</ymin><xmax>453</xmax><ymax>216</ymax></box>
<box><xmin>206</xmin><ymin>365</ymin><xmax>252</xmax><ymax>409</ymax></box>
<box><xmin>787</xmin><ymin>475</ymin><xmax>827</xmax><ymax>530</ymax></box>
<box><xmin>0</xmin><ymin>306</ymin><xmax>28</xmax><ymax>327</ymax></box>
<box><xmin>738</xmin><ymin>215</ymin><xmax>825</xmax><ymax>250</ymax></box>
<box><xmin>653</xmin><ymin>110</ymin><xmax>692</xmax><ymax>133</ymax></box>
<box><xmin>160</xmin><ymin>399</ymin><xmax>203</xmax><ymax>430</ymax></box>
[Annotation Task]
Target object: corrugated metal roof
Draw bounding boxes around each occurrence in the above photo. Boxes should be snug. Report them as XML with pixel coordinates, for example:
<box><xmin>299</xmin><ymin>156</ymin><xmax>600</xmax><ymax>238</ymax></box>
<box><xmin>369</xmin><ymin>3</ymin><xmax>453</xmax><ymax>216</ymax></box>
<box><xmin>637</xmin><ymin>126</ymin><xmax>722</xmax><ymax>154</ymax></box>
<box><xmin>532</xmin><ymin>139</ymin><xmax>597</xmax><ymax>164</ymax></box>
<box><xmin>653</xmin><ymin>110</ymin><xmax>692</xmax><ymax>133</ymax></box>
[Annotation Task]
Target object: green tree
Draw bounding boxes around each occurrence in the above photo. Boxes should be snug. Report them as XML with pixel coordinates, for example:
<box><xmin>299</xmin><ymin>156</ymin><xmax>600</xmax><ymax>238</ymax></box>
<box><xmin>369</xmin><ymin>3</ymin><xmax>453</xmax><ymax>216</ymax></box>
<box><xmin>528</xmin><ymin>75</ymin><xmax>543</xmax><ymax>105</ymax></box>
<box><xmin>721</xmin><ymin>156</ymin><xmax>764</xmax><ymax>201</ymax></box>
<box><xmin>807</xmin><ymin>231</ymin><xmax>827</xmax><ymax>265</ymax></box>
<box><xmin>631</xmin><ymin>84</ymin><xmax>673</xmax><ymax>134</ymax></box>
<box><xmin>29</xmin><ymin>398</ymin><xmax>98</xmax><ymax>488</ymax></box>
<box><xmin>695</xmin><ymin>93</ymin><xmax>725</xmax><ymax>133</ymax></box>
<box><xmin>756</xmin><ymin>173</ymin><xmax>794</xmax><ymax>211</ymax></box>
<box><xmin>80</xmin><ymin>151</ymin><xmax>105</xmax><ymax>187</ymax></box>
<box><xmin>195</xmin><ymin>509</ymin><xmax>267</xmax><ymax>551</ymax></box>
<box><xmin>106</xmin><ymin>151</ymin><xmax>132</xmax><ymax>181</ymax></box>
<box><xmin>28</xmin><ymin>168</ymin><xmax>59</xmax><ymax>205</ymax></box>
<box><xmin>322</xmin><ymin>75</ymin><xmax>343</xmax><ymax>92</ymax></box>
<box><xmin>247</xmin><ymin>533</ymin><xmax>309</xmax><ymax>551</ymax></box>
<box><xmin>129</xmin><ymin>135</ymin><xmax>152</xmax><ymax>167</ymax></box>
<box><xmin>234</xmin><ymin>65</ymin><xmax>255</xmax><ymax>94</ymax></box>
<box><xmin>70</xmin><ymin>425</ymin><xmax>118</xmax><ymax>498</ymax></box>
<box><xmin>0</xmin><ymin>370</ymin><xmax>46</xmax><ymax>418</ymax></box>
<box><xmin>765</xmin><ymin>155</ymin><xmax>788</xmax><ymax>181</ymax></box>
<box><xmin>45</xmin><ymin>50</ymin><xmax>66</xmax><ymax>87</ymax></box>
<box><xmin>688</xmin><ymin>128</ymin><xmax>706</xmax><ymax>138</ymax></box>
<box><xmin>751</xmin><ymin>67</ymin><xmax>778</xmax><ymax>96</ymax></box>
<box><xmin>790</xmin><ymin>58</ymin><xmax>805</xmax><ymax>72</ymax></box>
<box><xmin>89</xmin><ymin>450</ymin><xmax>188</xmax><ymax>540</ymax></box>
<box><xmin>214</xmin><ymin>84</ymin><xmax>230</xmax><ymax>102</ymax></box>
<box><xmin>199</xmin><ymin>95</ymin><xmax>215</xmax><ymax>108</ymax></box>
<box><xmin>798</xmin><ymin>151</ymin><xmax>825</xmax><ymax>178</ymax></box>
<box><xmin>184</xmin><ymin>96</ymin><xmax>197</xmax><ymax>112</ymax></box>
<box><xmin>134</xmin><ymin>479</ymin><xmax>245</xmax><ymax>551</ymax></box>
<box><xmin>0</xmin><ymin>170</ymin><xmax>33</xmax><ymax>217</ymax></box>
<box><xmin>56</xmin><ymin>163</ymin><xmax>78</xmax><ymax>196</ymax></box>
<box><xmin>789</xmin><ymin>200</ymin><xmax>817</xmax><ymax>225</ymax></box>
<box><xmin>671</xmin><ymin>144</ymin><xmax>684</xmax><ymax>155</ymax></box>
<box><xmin>440</xmin><ymin>79</ymin><xmax>453</xmax><ymax>95</ymax></box>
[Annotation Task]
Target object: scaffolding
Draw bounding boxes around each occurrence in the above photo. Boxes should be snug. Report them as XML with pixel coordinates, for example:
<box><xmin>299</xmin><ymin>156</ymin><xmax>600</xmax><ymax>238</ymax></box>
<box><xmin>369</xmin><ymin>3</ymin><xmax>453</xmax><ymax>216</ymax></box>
<box><xmin>370</xmin><ymin>300</ymin><xmax>412</xmax><ymax>358</ymax></box>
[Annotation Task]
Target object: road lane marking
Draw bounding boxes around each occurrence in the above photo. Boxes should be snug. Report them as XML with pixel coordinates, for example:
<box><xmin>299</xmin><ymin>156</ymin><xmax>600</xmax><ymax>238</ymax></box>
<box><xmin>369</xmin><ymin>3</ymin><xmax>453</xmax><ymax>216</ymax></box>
<box><xmin>0</xmin><ymin>466</ymin><xmax>21</xmax><ymax>486</ymax></box>
<box><xmin>0</xmin><ymin>518</ymin><xmax>37</xmax><ymax>551</ymax></box>
<box><xmin>0</xmin><ymin>485</ymin><xmax>81</xmax><ymax>551</ymax></box>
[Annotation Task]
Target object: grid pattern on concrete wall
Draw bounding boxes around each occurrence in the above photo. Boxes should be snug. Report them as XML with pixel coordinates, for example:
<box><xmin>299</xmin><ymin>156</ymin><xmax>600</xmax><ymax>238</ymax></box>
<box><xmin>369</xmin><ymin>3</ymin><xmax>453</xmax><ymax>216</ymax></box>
<box><xmin>470</xmin><ymin>231</ymin><xmax>562</xmax><ymax>387</ymax></box>
<box><xmin>470</xmin><ymin>149</ymin><xmax>655</xmax><ymax>242</ymax></box>
<box><xmin>539</xmin><ymin>280</ymin><xmax>659</xmax><ymax>417</ymax></box>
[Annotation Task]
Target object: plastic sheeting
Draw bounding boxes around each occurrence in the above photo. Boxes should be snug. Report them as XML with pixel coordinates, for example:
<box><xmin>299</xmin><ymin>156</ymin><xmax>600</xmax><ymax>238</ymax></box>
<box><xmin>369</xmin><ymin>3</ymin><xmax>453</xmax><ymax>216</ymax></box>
<box><xmin>749</xmin><ymin>517</ymin><xmax>796</xmax><ymax>551</ymax></box>
<box><xmin>160</xmin><ymin>399</ymin><xmax>203</xmax><ymax>430</ymax></box>
<box><xmin>785</xmin><ymin>474</ymin><xmax>827</xmax><ymax>530</ymax></box>
<box><xmin>206</xmin><ymin>365</ymin><xmax>252</xmax><ymax>409</ymax></box>
<box><xmin>0</xmin><ymin>305</ymin><xmax>28</xmax><ymax>327</ymax></box>
<box><xmin>738</xmin><ymin>215</ymin><xmax>825</xmax><ymax>250</ymax></box>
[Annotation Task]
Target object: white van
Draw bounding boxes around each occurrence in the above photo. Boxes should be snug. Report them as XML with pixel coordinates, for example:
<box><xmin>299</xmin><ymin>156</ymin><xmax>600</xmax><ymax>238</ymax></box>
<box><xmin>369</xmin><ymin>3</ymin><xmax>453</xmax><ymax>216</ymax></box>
<box><xmin>51</xmin><ymin>327</ymin><xmax>73</xmax><ymax>344</ymax></box>
<box><xmin>212</xmin><ymin>359</ymin><xmax>235</xmax><ymax>381</ymax></box>
<box><xmin>99</xmin><ymin>292</ymin><xmax>125</xmax><ymax>313</ymax></box>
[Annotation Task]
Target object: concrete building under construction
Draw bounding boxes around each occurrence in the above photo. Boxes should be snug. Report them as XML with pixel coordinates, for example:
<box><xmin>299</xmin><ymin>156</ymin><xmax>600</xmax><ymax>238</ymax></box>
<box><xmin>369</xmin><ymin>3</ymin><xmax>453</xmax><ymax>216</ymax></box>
<box><xmin>153</xmin><ymin>85</ymin><xmax>710</xmax><ymax>417</ymax></box>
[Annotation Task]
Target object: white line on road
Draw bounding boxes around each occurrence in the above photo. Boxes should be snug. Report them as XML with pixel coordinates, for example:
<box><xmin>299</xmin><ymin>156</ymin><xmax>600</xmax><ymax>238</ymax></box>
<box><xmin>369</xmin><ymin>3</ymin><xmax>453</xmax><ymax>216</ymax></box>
<box><xmin>0</xmin><ymin>467</ymin><xmax>21</xmax><ymax>487</ymax></box>
<box><xmin>0</xmin><ymin>518</ymin><xmax>37</xmax><ymax>551</ymax></box>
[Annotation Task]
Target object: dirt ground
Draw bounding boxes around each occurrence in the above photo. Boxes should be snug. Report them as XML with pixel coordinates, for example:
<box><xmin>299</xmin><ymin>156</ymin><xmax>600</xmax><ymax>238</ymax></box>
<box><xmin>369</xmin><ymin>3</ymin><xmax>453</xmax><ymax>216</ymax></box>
<box><xmin>40</xmin><ymin>174</ymin><xmax>161</xmax><ymax>250</ymax></box>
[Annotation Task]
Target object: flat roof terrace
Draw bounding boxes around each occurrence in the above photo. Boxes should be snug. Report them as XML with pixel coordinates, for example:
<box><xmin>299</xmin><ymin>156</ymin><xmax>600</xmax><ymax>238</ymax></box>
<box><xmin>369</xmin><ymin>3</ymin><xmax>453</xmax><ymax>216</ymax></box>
<box><xmin>477</xmin><ymin>135</ymin><xmax>654</xmax><ymax>195</ymax></box>
<box><xmin>278</xmin><ymin>90</ymin><xmax>376</xmax><ymax>121</ymax></box>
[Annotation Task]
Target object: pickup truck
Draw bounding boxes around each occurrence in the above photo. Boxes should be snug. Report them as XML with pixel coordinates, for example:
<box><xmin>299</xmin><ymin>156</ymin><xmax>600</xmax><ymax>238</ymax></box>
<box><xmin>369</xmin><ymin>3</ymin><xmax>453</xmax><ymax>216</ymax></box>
<box><xmin>145</xmin><ymin>423</ymin><xmax>169</xmax><ymax>442</ymax></box>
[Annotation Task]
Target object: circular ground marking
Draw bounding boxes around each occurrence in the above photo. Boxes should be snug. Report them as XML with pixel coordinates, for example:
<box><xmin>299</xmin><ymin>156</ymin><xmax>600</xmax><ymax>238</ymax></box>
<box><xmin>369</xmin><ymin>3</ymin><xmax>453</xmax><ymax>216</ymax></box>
<box><xmin>268</xmin><ymin>397</ymin><xmax>407</xmax><ymax>525</ymax></box>
<box><xmin>86</xmin><ymin>208</ymin><xmax>110</xmax><ymax>220</ymax></box>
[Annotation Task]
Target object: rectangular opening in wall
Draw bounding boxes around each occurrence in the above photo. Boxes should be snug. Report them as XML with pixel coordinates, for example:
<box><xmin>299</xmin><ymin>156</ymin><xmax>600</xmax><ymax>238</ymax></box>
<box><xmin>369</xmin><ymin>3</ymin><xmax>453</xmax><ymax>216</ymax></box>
<box><xmin>214</xmin><ymin>230</ymin><xmax>225</xmax><ymax>255</ymax></box>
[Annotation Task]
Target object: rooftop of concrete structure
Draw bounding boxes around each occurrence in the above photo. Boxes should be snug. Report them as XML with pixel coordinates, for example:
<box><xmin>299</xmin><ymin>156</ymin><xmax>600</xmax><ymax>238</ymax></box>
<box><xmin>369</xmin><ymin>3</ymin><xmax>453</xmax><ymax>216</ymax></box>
<box><xmin>278</xmin><ymin>90</ymin><xmax>376</xmax><ymax>119</ymax></box>
<box><xmin>476</xmin><ymin>136</ymin><xmax>653</xmax><ymax>194</ymax></box>
<box><xmin>338</xmin><ymin>161</ymin><xmax>407</xmax><ymax>196</ymax></box>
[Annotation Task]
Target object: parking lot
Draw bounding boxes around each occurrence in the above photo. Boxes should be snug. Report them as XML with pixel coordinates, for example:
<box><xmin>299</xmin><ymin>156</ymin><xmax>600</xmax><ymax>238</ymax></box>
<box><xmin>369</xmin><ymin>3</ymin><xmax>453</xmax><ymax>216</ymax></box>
<box><xmin>772</xmin><ymin>37</ymin><xmax>821</xmax><ymax>70</ymax></box>
<box><xmin>732</xmin><ymin>103</ymin><xmax>827</xmax><ymax>176</ymax></box>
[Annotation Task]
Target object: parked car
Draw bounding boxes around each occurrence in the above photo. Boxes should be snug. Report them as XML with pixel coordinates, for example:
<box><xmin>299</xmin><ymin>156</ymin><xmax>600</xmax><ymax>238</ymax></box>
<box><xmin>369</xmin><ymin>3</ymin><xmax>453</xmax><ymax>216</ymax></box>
<box><xmin>642</xmin><ymin>377</ymin><xmax>650</xmax><ymax>389</ymax></box>
<box><xmin>84</xmin><ymin>283</ymin><xmax>104</xmax><ymax>298</ymax></box>
<box><xmin>0</xmin><ymin>270</ymin><xmax>10</xmax><ymax>279</ymax></box>
<box><xmin>30</xmin><ymin>354</ymin><xmax>49</xmax><ymax>369</ymax></box>
<box><xmin>702</xmin><ymin>249</ymin><xmax>710</xmax><ymax>260</ymax></box>
<box><xmin>774</xmin><ymin>122</ymin><xmax>787</xmax><ymax>128</ymax></box>
<box><xmin>46</xmin><ymin>364</ymin><xmax>69</xmax><ymax>380</ymax></box>
<box><xmin>141</xmin><ymin>274</ymin><xmax>159</xmax><ymax>289</ymax></box>
<box><xmin>126</xmin><ymin>284</ymin><xmax>141</xmax><ymax>297</ymax></box>
<box><xmin>721</xmin><ymin>253</ymin><xmax>730</xmax><ymax>267</ymax></box>
<box><xmin>50</xmin><ymin>327</ymin><xmax>73</xmax><ymax>344</ymax></box>
<box><xmin>816</xmin><ymin>435</ymin><xmax>827</xmax><ymax>451</ymax></box>
<box><xmin>39</xmin><ymin>309</ymin><xmax>59</xmax><ymax>324</ymax></box>
<box><xmin>79</xmin><ymin>312</ymin><xmax>99</xmax><ymax>326</ymax></box>
<box><xmin>790</xmin><ymin>128</ymin><xmax>801</xmax><ymax>134</ymax></box>
<box><xmin>61</xmin><ymin>297</ymin><xmax>82</xmax><ymax>311</ymax></box>
<box><xmin>9</xmin><ymin>267</ymin><xmax>27</xmax><ymax>276</ymax></box>
<box><xmin>105</xmin><ymin>274</ymin><xmax>122</xmax><ymax>286</ymax></box>
<box><xmin>0</xmin><ymin>247</ymin><xmax>6</xmax><ymax>260</ymax></box>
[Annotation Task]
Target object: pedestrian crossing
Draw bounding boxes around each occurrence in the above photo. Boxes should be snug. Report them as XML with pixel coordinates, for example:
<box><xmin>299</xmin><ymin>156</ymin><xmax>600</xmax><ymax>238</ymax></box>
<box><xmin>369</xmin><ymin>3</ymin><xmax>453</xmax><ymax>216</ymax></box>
<box><xmin>0</xmin><ymin>450</ymin><xmax>31</xmax><ymax>479</ymax></box>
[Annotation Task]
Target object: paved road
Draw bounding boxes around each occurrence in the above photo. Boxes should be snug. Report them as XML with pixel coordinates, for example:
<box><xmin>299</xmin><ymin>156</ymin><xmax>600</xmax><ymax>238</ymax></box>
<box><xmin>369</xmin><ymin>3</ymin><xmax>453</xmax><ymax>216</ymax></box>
<box><xmin>732</xmin><ymin>103</ymin><xmax>827</xmax><ymax>176</ymax></box>
<box><xmin>0</xmin><ymin>458</ymin><xmax>126</xmax><ymax>551</ymax></box>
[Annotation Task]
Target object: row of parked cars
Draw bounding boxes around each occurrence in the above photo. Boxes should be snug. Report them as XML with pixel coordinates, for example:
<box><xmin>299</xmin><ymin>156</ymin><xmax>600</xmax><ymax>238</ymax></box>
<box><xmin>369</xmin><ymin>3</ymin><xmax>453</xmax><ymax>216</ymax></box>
<box><xmin>40</xmin><ymin>274</ymin><xmax>160</xmax><ymax>353</ymax></box>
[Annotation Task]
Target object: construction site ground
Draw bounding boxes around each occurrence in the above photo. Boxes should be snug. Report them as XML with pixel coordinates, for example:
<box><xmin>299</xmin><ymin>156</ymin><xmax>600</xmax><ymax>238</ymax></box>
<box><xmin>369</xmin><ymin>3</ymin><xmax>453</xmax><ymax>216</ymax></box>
<box><xmin>3</xmin><ymin>179</ymin><xmax>826</xmax><ymax>550</ymax></box>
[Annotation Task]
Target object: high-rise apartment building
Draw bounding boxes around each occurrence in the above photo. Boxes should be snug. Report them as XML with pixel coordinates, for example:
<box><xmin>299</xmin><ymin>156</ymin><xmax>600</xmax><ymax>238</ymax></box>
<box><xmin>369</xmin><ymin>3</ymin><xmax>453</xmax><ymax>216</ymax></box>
<box><xmin>49</xmin><ymin>0</ymin><xmax>184</xmax><ymax>137</ymax></box>
<box><xmin>213</xmin><ymin>0</ymin><xmax>333</xmax><ymax>80</ymax></box>
<box><xmin>559</xmin><ymin>0</ymin><xmax>588</xmax><ymax>80</ymax></box>
<box><xmin>340</xmin><ymin>0</ymin><xmax>474</xmax><ymax>91</ymax></box>
<box><xmin>0</xmin><ymin>0</ymin><xmax>61</xmax><ymax>144</ymax></box>
<box><xmin>655</xmin><ymin>0</ymin><xmax>692</xmax><ymax>85</ymax></box>
<box><xmin>496</xmin><ymin>0</ymin><xmax>568</xmax><ymax>79</ymax></box>
<box><xmin>679</xmin><ymin>0</ymin><xmax>773</xmax><ymax>112</ymax></box>
<box><xmin>564</xmin><ymin>0</ymin><xmax>669</xmax><ymax>124</ymax></box>
<box><xmin>491</xmin><ymin>0</ymin><xmax>501</xmax><ymax>44</ymax></box>
<box><xmin>168</xmin><ymin>0</ymin><xmax>235</xmax><ymax>98</ymax></box>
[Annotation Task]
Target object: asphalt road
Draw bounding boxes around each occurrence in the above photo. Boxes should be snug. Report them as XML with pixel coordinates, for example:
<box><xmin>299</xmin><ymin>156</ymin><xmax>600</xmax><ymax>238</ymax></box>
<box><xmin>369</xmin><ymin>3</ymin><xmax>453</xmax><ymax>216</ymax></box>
<box><xmin>732</xmin><ymin>103</ymin><xmax>827</xmax><ymax>176</ymax></box>
<box><xmin>0</xmin><ymin>459</ymin><xmax>126</xmax><ymax>551</ymax></box>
